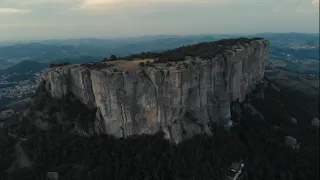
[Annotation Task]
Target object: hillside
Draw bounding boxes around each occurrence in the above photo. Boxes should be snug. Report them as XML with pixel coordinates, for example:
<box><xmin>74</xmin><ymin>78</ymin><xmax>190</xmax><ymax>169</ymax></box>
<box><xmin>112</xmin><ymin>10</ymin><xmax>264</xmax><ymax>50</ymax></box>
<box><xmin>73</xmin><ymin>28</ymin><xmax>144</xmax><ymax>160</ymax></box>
<box><xmin>0</xmin><ymin>61</ymin><xmax>48</xmax><ymax>75</ymax></box>
<box><xmin>0</xmin><ymin>37</ymin><xmax>318</xmax><ymax>180</ymax></box>
<box><xmin>34</xmin><ymin>38</ymin><xmax>268</xmax><ymax>142</ymax></box>
<box><xmin>0</xmin><ymin>76</ymin><xmax>318</xmax><ymax>180</ymax></box>
<box><xmin>121</xmin><ymin>37</ymin><xmax>263</xmax><ymax>62</ymax></box>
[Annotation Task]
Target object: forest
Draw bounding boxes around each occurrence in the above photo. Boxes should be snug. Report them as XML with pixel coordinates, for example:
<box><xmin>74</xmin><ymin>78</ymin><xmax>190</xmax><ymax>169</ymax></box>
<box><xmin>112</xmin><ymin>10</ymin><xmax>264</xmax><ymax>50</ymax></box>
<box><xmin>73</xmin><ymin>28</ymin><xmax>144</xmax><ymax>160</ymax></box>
<box><xmin>121</xmin><ymin>37</ymin><xmax>263</xmax><ymax>63</ymax></box>
<box><xmin>47</xmin><ymin>37</ymin><xmax>264</xmax><ymax>69</ymax></box>
<box><xmin>0</xmin><ymin>77</ymin><xmax>318</xmax><ymax>180</ymax></box>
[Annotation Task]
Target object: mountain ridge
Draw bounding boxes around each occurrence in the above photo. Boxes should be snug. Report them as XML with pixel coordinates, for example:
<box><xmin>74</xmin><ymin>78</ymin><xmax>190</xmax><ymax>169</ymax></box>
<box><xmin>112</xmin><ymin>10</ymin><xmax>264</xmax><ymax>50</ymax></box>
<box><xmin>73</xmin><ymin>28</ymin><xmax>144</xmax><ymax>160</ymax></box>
<box><xmin>1</xmin><ymin>37</ymin><xmax>318</xmax><ymax>180</ymax></box>
<box><xmin>24</xmin><ymin>38</ymin><xmax>269</xmax><ymax>142</ymax></box>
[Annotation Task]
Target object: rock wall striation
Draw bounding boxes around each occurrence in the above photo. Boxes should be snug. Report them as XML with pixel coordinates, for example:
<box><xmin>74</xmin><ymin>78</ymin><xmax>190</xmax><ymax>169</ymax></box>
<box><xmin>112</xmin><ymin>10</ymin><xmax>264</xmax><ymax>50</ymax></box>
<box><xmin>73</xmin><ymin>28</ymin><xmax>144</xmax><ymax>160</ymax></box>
<box><xmin>36</xmin><ymin>38</ymin><xmax>269</xmax><ymax>142</ymax></box>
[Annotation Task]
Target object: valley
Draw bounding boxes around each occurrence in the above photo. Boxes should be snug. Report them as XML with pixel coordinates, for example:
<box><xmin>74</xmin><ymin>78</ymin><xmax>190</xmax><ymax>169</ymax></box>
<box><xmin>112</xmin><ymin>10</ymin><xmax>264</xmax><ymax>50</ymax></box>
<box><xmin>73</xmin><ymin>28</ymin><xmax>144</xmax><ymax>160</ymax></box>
<box><xmin>0</xmin><ymin>34</ymin><xmax>318</xmax><ymax>180</ymax></box>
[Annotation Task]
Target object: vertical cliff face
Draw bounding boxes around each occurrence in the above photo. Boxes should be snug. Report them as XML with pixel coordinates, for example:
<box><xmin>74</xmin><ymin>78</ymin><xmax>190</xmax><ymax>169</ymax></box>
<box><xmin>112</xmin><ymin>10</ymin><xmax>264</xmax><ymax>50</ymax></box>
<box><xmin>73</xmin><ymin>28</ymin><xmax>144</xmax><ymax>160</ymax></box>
<box><xmin>37</xmin><ymin>39</ymin><xmax>269</xmax><ymax>143</ymax></box>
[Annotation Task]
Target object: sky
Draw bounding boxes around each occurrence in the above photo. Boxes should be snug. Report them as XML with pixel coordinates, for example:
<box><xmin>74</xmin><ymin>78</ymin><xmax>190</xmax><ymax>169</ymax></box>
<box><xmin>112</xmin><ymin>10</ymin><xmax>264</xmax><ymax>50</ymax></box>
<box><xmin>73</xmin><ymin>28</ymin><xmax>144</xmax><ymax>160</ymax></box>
<box><xmin>0</xmin><ymin>0</ymin><xmax>319</xmax><ymax>41</ymax></box>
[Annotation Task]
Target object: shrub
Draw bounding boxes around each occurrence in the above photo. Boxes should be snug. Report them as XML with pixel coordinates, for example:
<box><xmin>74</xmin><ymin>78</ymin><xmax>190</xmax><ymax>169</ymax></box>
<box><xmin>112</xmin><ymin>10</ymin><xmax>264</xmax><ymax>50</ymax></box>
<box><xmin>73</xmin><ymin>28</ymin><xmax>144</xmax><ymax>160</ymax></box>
<box><xmin>109</xmin><ymin>55</ymin><xmax>117</xmax><ymax>61</ymax></box>
<box><xmin>139</xmin><ymin>62</ymin><xmax>145</xmax><ymax>67</ymax></box>
<box><xmin>166</xmin><ymin>62</ymin><xmax>172</xmax><ymax>67</ymax></box>
<box><xmin>129</xmin><ymin>37</ymin><xmax>260</xmax><ymax>64</ymax></box>
<box><xmin>154</xmin><ymin>57</ymin><xmax>167</xmax><ymax>64</ymax></box>
<box><xmin>183</xmin><ymin>62</ymin><xmax>189</xmax><ymax>69</ymax></box>
<box><xmin>81</xmin><ymin>63</ymin><xmax>92</xmax><ymax>68</ymax></box>
<box><xmin>146</xmin><ymin>61</ymin><xmax>152</xmax><ymax>66</ymax></box>
<box><xmin>49</xmin><ymin>62</ymin><xmax>70</xmax><ymax>68</ymax></box>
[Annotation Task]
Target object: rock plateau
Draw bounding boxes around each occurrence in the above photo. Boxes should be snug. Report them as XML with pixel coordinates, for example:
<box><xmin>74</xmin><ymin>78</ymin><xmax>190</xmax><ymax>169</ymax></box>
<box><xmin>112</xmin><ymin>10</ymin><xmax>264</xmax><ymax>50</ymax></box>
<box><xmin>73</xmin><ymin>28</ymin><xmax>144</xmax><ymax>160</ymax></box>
<box><xmin>29</xmin><ymin>38</ymin><xmax>270</xmax><ymax>143</ymax></box>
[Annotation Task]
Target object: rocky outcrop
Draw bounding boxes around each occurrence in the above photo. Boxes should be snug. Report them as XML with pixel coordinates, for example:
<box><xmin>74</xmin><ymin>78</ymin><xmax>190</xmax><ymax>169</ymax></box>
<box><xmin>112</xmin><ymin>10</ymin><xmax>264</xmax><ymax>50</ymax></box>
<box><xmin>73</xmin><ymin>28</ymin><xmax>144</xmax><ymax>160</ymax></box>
<box><xmin>311</xmin><ymin>117</ymin><xmax>319</xmax><ymax>128</ymax></box>
<box><xmin>284</xmin><ymin>136</ymin><xmax>300</xmax><ymax>151</ymax></box>
<box><xmin>290</xmin><ymin>117</ymin><xmax>298</xmax><ymax>125</ymax></box>
<box><xmin>46</xmin><ymin>172</ymin><xmax>59</xmax><ymax>180</ymax></box>
<box><xmin>33</xmin><ymin>38</ymin><xmax>269</xmax><ymax>142</ymax></box>
<box><xmin>242</xmin><ymin>103</ymin><xmax>265</xmax><ymax>121</ymax></box>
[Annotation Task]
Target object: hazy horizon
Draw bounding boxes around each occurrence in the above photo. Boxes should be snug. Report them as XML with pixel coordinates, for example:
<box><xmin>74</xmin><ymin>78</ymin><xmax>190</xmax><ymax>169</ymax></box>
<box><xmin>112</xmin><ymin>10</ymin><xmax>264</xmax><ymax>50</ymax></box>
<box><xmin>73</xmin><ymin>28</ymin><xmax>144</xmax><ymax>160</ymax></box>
<box><xmin>0</xmin><ymin>32</ymin><xmax>319</xmax><ymax>44</ymax></box>
<box><xmin>0</xmin><ymin>0</ymin><xmax>319</xmax><ymax>41</ymax></box>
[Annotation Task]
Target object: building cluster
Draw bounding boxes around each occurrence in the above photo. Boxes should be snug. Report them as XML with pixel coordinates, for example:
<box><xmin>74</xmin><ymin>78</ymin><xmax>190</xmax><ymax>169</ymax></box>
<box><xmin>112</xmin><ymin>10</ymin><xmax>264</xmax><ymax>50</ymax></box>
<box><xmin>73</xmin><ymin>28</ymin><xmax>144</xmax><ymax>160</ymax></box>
<box><xmin>0</xmin><ymin>74</ymin><xmax>37</xmax><ymax>99</ymax></box>
<box><xmin>290</xmin><ymin>44</ymin><xmax>319</xmax><ymax>49</ymax></box>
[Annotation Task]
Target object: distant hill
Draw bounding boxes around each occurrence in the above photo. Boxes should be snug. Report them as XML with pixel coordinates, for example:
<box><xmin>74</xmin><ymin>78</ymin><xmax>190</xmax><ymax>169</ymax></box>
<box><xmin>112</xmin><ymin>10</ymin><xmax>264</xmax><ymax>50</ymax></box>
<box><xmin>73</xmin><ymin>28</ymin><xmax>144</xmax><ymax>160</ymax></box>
<box><xmin>0</xmin><ymin>34</ymin><xmax>231</xmax><ymax>65</ymax></box>
<box><xmin>251</xmin><ymin>32</ymin><xmax>319</xmax><ymax>47</ymax></box>
<box><xmin>0</xmin><ymin>56</ymin><xmax>107</xmax><ymax>75</ymax></box>
<box><xmin>0</xmin><ymin>33</ymin><xmax>318</xmax><ymax>69</ymax></box>
<box><xmin>0</xmin><ymin>60</ymin><xmax>48</xmax><ymax>75</ymax></box>
<box><xmin>250</xmin><ymin>33</ymin><xmax>319</xmax><ymax>60</ymax></box>
<box><xmin>0</xmin><ymin>43</ymin><xmax>106</xmax><ymax>62</ymax></box>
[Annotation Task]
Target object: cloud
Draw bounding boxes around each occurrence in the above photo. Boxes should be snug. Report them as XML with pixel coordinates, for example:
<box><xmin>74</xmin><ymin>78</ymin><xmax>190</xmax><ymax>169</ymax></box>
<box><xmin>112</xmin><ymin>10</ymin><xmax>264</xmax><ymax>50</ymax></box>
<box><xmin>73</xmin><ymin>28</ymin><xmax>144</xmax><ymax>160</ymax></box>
<box><xmin>312</xmin><ymin>0</ymin><xmax>319</xmax><ymax>6</ymax></box>
<box><xmin>20</xmin><ymin>0</ymin><xmax>77</xmax><ymax>5</ymax></box>
<box><xmin>0</xmin><ymin>0</ymin><xmax>318</xmax><ymax>41</ymax></box>
<box><xmin>74</xmin><ymin>0</ymin><xmax>226</xmax><ymax>10</ymax></box>
<box><xmin>272</xmin><ymin>0</ymin><xmax>319</xmax><ymax>13</ymax></box>
<box><xmin>69</xmin><ymin>0</ymin><xmax>227</xmax><ymax>14</ymax></box>
<box><xmin>0</xmin><ymin>24</ymin><xmax>21</xmax><ymax>28</ymax></box>
<box><xmin>74</xmin><ymin>0</ymin><xmax>118</xmax><ymax>9</ymax></box>
<box><xmin>0</xmin><ymin>8</ymin><xmax>31</xmax><ymax>14</ymax></box>
<box><xmin>0</xmin><ymin>0</ymin><xmax>227</xmax><ymax>13</ymax></box>
<box><xmin>83</xmin><ymin>0</ymin><xmax>117</xmax><ymax>5</ymax></box>
<box><xmin>79</xmin><ymin>0</ymin><xmax>225</xmax><ymax>5</ymax></box>
<box><xmin>0</xmin><ymin>23</ymin><xmax>61</xmax><ymax>29</ymax></box>
<box><xmin>295</xmin><ymin>0</ymin><xmax>319</xmax><ymax>13</ymax></box>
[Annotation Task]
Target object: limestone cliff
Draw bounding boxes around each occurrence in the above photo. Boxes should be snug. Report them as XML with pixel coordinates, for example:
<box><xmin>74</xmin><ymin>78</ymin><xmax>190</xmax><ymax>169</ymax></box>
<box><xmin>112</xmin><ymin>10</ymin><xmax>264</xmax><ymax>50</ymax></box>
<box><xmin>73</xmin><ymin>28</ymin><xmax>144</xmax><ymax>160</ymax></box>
<box><xmin>34</xmin><ymin>38</ymin><xmax>269</xmax><ymax>143</ymax></box>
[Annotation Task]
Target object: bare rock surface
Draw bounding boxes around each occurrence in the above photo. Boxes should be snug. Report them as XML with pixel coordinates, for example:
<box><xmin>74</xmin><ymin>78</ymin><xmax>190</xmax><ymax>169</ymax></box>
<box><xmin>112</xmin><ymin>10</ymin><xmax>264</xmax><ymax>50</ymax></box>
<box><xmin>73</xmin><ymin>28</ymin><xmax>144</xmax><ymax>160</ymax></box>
<box><xmin>31</xmin><ymin>39</ymin><xmax>269</xmax><ymax>142</ymax></box>
<box><xmin>46</xmin><ymin>172</ymin><xmax>59</xmax><ymax>180</ymax></box>
<box><xmin>311</xmin><ymin>117</ymin><xmax>319</xmax><ymax>128</ymax></box>
<box><xmin>284</xmin><ymin>136</ymin><xmax>300</xmax><ymax>151</ymax></box>
<box><xmin>290</xmin><ymin>117</ymin><xmax>298</xmax><ymax>124</ymax></box>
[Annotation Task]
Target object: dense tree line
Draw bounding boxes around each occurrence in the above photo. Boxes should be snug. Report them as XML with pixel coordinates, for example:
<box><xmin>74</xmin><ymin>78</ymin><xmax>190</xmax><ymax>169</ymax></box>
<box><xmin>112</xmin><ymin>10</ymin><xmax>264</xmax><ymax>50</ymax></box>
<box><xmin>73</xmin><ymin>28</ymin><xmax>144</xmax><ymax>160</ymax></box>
<box><xmin>80</xmin><ymin>62</ymin><xmax>115</xmax><ymax>70</ymax></box>
<box><xmin>99</xmin><ymin>37</ymin><xmax>263</xmax><ymax>65</ymax></box>
<box><xmin>0</xmin><ymin>80</ymin><xmax>247</xmax><ymax>180</ymax></box>
<box><xmin>121</xmin><ymin>37</ymin><xmax>263</xmax><ymax>63</ymax></box>
<box><xmin>48</xmin><ymin>62</ymin><xmax>71</xmax><ymax>68</ymax></box>
<box><xmin>1</xmin><ymin>127</ymin><xmax>246</xmax><ymax>180</ymax></box>
<box><xmin>48</xmin><ymin>38</ymin><xmax>263</xmax><ymax>69</ymax></box>
<box><xmin>236</xmin><ymin>80</ymin><xmax>319</xmax><ymax>180</ymax></box>
<box><xmin>0</xmin><ymin>136</ymin><xmax>16</xmax><ymax>172</ymax></box>
<box><xmin>1</xmin><ymin>76</ymin><xmax>318</xmax><ymax>180</ymax></box>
